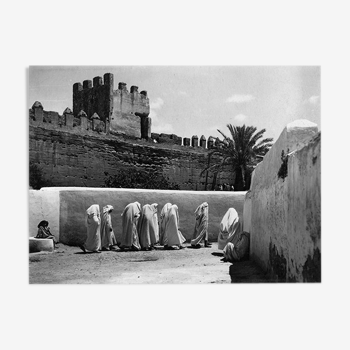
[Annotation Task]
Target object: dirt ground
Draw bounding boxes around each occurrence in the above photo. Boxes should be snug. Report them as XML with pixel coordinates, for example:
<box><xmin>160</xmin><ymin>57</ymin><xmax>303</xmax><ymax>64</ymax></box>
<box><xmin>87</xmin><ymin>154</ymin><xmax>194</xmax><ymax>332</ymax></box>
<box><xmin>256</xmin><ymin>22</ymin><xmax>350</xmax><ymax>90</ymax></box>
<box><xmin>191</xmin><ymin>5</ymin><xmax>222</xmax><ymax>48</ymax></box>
<box><xmin>29</xmin><ymin>242</ymin><xmax>269</xmax><ymax>284</ymax></box>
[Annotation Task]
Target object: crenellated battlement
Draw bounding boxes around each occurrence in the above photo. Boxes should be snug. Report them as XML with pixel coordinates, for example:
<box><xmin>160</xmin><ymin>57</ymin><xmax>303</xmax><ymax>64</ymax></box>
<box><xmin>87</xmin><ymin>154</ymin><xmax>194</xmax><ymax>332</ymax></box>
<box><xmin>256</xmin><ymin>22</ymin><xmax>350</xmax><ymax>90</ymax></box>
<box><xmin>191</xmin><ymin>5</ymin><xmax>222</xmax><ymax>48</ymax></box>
<box><xmin>73</xmin><ymin>73</ymin><xmax>150</xmax><ymax>139</ymax></box>
<box><xmin>30</xmin><ymin>72</ymin><xmax>220</xmax><ymax>152</ymax></box>
<box><xmin>29</xmin><ymin>101</ymin><xmax>217</xmax><ymax>150</ymax></box>
<box><xmin>150</xmin><ymin>133</ymin><xmax>217</xmax><ymax>149</ymax></box>
<box><xmin>29</xmin><ymin>101</ymin><xmax>107</xmax><ymax>134</ymax></box>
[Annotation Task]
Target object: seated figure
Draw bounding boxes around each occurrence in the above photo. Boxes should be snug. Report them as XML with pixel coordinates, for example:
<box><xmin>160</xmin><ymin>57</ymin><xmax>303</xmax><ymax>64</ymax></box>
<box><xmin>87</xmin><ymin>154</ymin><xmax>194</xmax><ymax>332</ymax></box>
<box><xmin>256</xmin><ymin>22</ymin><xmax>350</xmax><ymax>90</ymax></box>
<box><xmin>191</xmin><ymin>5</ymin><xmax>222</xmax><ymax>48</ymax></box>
<box><xmin>36</xmin><ymin>220</ymin><xmax>58</xmax><ymax>248</ymax></box>
<box><xmin>223</xmin><ymin>231</ymin><xmax>250</xmax><ymax>262</ymax></box>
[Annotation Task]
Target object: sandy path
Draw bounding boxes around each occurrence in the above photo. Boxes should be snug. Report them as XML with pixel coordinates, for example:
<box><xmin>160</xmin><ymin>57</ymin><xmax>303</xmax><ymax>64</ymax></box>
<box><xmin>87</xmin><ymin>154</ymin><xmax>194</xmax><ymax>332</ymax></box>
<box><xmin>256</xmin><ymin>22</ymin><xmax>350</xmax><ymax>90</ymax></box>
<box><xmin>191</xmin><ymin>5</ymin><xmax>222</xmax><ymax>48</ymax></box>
<box><xmin>29</xmin><ymin>242</ymin><xmax>232</xmax><ymax>284</ymax></box>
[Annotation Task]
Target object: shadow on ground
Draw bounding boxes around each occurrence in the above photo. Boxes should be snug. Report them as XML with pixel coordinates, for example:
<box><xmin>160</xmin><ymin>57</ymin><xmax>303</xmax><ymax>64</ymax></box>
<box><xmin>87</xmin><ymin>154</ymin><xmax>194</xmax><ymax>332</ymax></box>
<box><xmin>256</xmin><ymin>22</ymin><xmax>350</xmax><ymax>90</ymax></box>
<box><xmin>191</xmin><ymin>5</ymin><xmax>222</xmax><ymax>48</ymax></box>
<box><xmin>229</xmin><ymin>260</ymin><xmax>271</xmax><ymax>283</ymax></box>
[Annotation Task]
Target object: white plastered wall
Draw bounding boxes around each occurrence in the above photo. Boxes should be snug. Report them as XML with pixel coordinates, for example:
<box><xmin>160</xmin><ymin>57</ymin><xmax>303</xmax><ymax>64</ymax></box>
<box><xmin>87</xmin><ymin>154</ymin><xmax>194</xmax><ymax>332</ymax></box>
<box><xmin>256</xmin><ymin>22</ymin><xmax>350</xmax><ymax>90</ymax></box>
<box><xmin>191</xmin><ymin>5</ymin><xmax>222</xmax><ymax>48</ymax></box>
<box><xmin>247</xmin><ymin>119</ymin><xmax>320</xmax><ymax>281</ymax></box>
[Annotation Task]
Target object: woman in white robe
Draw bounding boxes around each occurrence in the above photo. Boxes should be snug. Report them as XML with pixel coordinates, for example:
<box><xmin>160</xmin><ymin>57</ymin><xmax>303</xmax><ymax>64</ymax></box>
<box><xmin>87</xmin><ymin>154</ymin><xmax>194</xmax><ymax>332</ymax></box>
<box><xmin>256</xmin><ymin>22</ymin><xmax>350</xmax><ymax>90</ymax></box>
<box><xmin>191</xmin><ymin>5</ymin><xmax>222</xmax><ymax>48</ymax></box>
<box><xmin>223</xmin><ymin>231</ymin><xmax>250</xmax><ymax>262</ymax></box>
<box><xmin>191</xmin><ymin>202</ymin><xmax>211</xmax><ymax>248</ymax></box>
<box><xmin>150</xmin><ymin>203</ymin><xmax>159</xmax><ymax>244</ymax></box>
<box><xmin>80</xmin><ymin>204</ymin><xmax>101</xmax><ymax>253</ymax></box>
<box><xmin>138</xmin><ymin>203</ymin><xmax>159</xmax><ymax>250</ymax></box>
<box><xmin>163</xmin><ymin>204</ymin><xmax>186</xmax><ymax>249</ymax></box>
<box><xmin>101</xmin><ymin>205</ymin><xmax>117</xmax><ymax>251</ymax></box>
<box><xmin>120</xmin><ymin>202</ymin><xmax>141</xmax><ymax>251</ymax></box>
<box><xmin>217</xmin><ymin>207</ymin><xmax>241</xmax><ymax>250</ymax></box>
<box><xmin>159</xmin><ymin>203</ymin><xmax>172</xmax><ymax>246</ymax></box>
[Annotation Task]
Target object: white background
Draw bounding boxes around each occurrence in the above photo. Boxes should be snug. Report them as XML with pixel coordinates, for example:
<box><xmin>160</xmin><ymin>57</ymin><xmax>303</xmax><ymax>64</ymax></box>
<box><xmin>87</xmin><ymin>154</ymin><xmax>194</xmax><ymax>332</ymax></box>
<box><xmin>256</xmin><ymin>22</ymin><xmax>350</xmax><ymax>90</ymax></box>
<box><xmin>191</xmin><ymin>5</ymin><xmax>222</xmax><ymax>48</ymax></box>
<box><xmin>0</xmin><ymin>1</ymin><xmax>349</xmax><ymax>349</ymax></box>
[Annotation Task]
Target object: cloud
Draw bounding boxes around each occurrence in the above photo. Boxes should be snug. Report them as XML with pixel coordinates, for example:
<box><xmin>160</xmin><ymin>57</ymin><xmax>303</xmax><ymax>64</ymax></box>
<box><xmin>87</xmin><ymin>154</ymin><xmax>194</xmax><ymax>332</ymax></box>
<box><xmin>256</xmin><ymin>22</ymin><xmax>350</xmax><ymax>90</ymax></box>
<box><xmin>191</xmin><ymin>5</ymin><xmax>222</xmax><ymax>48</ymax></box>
<box><xmin>149</xmin><ymin>97</ymin><xmax>174</xmax><ymax>134</ymax></box>
<box><xmin>234</xmin><ymin>114</ymin><xmax>248</xmax><ymax>122</ymax></box>
<box><xmin>308</xmin><ymin>95</ymin><xmax>320</xmax><ymax>105</ymax></box>
<box><xmin>150</xmin><ymin>97</ymin><xmax>164</xmax><ymax>110</ymax></box>
<box><xmin>226</xmin><ymin>94</ymin><xmax>255</xmax><ymax>103</ymax></box>
<box><xmin>151</xmin><ymin>123</ymin><xmax>174</xmax><ymax>134</ymax></box>
<box><xmin>178</xmin><ymin>91</ymin><xmax>188</xmax><ymax>96</ymax></box>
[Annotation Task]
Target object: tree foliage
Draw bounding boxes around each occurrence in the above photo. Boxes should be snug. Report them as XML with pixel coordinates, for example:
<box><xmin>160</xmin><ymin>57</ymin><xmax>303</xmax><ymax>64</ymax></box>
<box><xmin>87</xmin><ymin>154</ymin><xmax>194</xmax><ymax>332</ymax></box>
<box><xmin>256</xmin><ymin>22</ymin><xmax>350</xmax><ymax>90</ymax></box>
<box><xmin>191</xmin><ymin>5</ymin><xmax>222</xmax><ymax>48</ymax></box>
<box><xmin>104</xmin><ymin>169</ymin><xmax>180</xmax><ymax>190</ymax></box>
<box><xmin>202</xmin><ymin>124</ymin><xmax>273</xmax><ymax>190</ymax></box>
<box><xmin>29</xmin><ymin>162</ymin><xmax>53</xmax><ymax>189</ymax></box>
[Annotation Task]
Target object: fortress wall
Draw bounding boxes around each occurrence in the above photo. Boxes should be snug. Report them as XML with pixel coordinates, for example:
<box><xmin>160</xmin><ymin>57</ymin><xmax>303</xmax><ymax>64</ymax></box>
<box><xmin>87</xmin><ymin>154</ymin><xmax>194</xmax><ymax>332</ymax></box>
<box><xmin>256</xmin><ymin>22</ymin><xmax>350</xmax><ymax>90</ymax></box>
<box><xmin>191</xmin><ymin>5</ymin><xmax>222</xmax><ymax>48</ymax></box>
<box><xmin>29</xmin><ymin>188</ymin><xmax>246</xmax><ymax>245</ymax></box>
<box><xmin>247</xmin><ymin>120</ymin><xmax>320</xmax><ymax>282</ymax></box>
<box><xmin>29</xmin><ymin>125</ymin><xmax>234</xmax><ymax>190</ymax></box>
<box><xmin>73</xmin><ymin>73</ymin><xmax>114</xmax><ymax>123</ymax></box>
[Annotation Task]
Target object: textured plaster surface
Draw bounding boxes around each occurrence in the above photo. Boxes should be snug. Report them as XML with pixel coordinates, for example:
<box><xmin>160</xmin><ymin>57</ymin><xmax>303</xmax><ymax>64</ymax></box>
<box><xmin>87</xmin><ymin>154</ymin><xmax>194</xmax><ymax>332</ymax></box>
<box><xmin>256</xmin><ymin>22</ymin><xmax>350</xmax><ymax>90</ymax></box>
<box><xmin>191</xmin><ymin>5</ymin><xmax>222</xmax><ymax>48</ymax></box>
<box><xmin>29</xmin><ymin>188</ymin><xmax>60</xmax><ymax>240</ymax></box>
<box><xmin>248</xmin><ymin>120</ymin><xmax>320</xmax><ymax>282</ymax></box>
<box><xmin>29</xmin><ymin>125</ymin><xmax>234</xmax><ymax>190</ymax></box>
<box><xmin>29</xmin><ymin>188</ymin><xmax>246</xmax><ymax>246</ymax></box>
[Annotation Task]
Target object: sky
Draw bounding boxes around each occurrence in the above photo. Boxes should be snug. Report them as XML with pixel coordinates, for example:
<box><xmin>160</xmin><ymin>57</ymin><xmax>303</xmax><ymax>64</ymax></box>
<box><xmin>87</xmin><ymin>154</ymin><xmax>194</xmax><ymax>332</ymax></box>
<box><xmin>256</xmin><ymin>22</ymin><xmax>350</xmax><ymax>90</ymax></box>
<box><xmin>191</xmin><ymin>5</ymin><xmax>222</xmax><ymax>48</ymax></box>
<box><xmin>28</xmin><ymin>66</ymin><xmax>320</xmax><ymax>142</ymax></box>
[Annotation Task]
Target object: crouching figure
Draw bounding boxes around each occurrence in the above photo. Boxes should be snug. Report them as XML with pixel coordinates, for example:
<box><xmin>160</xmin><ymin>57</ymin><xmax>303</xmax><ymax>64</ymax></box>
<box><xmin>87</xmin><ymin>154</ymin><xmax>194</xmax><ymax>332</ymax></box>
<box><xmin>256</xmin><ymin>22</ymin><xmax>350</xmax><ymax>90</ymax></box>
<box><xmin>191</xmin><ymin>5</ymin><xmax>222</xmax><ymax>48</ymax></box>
<box><xmin>223</xmin><ymin>231</ymin><xmax>250</xmax><ymax>263</ymax></box>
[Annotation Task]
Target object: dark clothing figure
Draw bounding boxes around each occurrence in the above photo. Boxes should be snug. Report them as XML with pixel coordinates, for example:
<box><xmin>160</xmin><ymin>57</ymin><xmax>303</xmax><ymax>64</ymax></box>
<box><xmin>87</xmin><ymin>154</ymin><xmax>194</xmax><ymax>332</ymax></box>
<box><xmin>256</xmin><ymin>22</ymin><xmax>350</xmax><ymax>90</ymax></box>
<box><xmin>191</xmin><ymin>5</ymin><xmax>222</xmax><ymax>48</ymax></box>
<box><xmin>223</xmin><ymin>231</ymin><xmax>250</xmax><ymax>262</ymax></box>
<box><xmin>36</xmin><ymin>220</ymin><xmax>58</xmax><ymax>247</ymax></box>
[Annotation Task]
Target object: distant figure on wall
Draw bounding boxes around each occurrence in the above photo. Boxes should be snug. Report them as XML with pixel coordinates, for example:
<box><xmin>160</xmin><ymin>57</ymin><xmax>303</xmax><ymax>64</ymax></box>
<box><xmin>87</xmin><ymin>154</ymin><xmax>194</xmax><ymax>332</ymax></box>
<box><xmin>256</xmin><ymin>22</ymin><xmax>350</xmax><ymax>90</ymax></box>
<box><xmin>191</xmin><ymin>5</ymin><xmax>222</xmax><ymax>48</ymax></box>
<box><xmin>138</xmin><ymin>203</ymin><xmax>159</xmax><ymax>250</ymax></box>
<box><xmin>120</xmin><ymin>202</ymin><xmax>142</xmax><ymax>251</ymax></box>
<box><xmin>230</xmin><ymin>185</ymin><xmax>234</xmax><ymax>191</ymax></box>
<box><xmin>217</xmin><ymin>208</ymin><xmax>241</xmax><ymax>250</ymax></box>
<box><xmin>100</xmin><ymin>205</ymin><xmax>117</xmax><ymax>251</ymax></box>
<box><xmin>36</xmin><ymin>220</ymin><xmax>58</xmax><ymax>248</ymax></box>
<box><xmin>191</xmin><ymin>202</ymin><xmax>211</xmax><ymax>248</ymax></box>
<box><xmin>223</xmin><ymin>231</ymin><xmax>250</xmax><ymax>262</ymax></box>
<box><xmin>80</xmin><ymin>204</ymin><xmax>102</xmax><ymax>253</ymax></box>
<box><xmin>163</xmin><ymin>204</ymin><xmax>186</xmax><ymax>250</ymax></box>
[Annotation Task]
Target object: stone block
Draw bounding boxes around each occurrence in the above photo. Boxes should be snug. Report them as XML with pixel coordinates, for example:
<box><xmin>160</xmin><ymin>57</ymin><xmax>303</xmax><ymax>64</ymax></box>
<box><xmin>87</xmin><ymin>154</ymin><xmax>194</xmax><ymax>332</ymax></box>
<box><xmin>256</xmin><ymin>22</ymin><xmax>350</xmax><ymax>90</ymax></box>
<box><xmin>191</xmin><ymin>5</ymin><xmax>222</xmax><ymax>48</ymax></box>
<box><xmin>29</xmin><ymin>237</ymin><xmax>54</xmax><ymax>253</ymax></box>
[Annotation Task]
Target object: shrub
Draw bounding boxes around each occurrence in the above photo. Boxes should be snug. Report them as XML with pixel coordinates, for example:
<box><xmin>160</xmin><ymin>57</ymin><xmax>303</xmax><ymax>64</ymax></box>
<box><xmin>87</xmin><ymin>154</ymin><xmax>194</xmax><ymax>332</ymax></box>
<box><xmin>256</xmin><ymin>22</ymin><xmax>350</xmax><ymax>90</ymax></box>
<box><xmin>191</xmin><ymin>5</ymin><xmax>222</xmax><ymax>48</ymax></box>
<box><xmin>29</xmin><ymin>162</ymin><xmax>53</xmax><ymax>189</ymax></box>
<box><xmin>104</xmin><ymin>169</ymin><xmax>180</xmax><ymax>190</ymax></box>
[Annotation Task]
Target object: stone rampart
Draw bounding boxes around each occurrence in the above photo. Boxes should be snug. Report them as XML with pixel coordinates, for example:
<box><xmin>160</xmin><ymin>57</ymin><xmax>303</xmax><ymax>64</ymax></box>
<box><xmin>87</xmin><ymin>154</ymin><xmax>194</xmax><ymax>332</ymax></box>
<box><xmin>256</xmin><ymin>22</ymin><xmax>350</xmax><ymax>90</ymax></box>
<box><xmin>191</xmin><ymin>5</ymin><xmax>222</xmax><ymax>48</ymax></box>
<box><xmin>245</xmin><ymin>119</ymin><xmax>320</xmax><ymax>282</ymax></box>
<box><xmin>29</xmin><ymin>188</ymin><xmax>246</xmax><ymax>246</ymax></box>
<box><xmin>72</xmin><ymin>73</ymin><xmax>150</xmax><ymax>138</ymax></box>
<box><xmin>29</xmin><ymin>124</ymin><xmax>234</xmax><ymax>190</ymax></box>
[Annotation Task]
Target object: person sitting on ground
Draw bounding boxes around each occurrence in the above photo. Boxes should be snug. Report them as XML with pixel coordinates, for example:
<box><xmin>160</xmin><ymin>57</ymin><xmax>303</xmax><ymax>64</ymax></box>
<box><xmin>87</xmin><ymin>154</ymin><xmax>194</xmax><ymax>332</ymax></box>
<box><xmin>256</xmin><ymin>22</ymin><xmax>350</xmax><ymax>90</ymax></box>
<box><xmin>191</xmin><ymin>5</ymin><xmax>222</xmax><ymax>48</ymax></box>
<box><xmin>36</xmin><ymin>220</ymin><xmax>58</xmax><ymax>248</ymax></box>
<box><xmin>80</xmin><ymin>204</ymin><xmax>102</xmax><ymax>253</ymax></box>
<box><xmin>100</xmin><ymin>205</ymin><xmax>117</xmax><ymax>251</ymax></box>
<box><xmin>222</xmin><ymin>231</ymin><xmax>250</xmax><ymax>263</ymax></box>
<box><xmin>138</xmin><ymin>203</ymin><xmax>159</xmax><ymax>251</ymax></box>
<box><xmin>217</xmin><ymin>207</ymin><xmax>241</xmax><ymax>250</ymax></box>
<box><xmin>163</xmin><ymin>204</ymin><xmax>186</xmax><ymax>250</ymax></box>
<box><xmin>119</xmin><ymin>202</ymin><xmax>142</xmax><ymax>251</ymax></box>
<box><xmin>191</xmin><ymin>202</ymin><xmax>211</xmax><ymax>248</ymax></box>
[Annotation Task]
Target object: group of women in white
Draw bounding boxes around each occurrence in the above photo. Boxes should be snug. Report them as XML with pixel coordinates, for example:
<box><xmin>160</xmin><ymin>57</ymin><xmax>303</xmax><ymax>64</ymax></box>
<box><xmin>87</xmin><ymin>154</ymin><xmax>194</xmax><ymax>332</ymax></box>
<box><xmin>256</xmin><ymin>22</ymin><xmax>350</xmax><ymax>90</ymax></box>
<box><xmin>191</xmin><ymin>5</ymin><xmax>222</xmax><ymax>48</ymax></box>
<box><xmin>80</xmin><ymin>201</ymin><xmax>250</xmax><ymax>262</ymax></box>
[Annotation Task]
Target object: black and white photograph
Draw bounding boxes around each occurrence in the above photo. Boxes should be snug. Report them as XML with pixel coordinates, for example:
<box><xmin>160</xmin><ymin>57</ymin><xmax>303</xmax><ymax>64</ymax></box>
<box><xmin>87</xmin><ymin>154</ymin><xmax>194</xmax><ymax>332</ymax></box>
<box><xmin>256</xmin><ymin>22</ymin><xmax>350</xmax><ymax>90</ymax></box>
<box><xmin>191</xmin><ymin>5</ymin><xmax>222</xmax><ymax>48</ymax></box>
<box><xmin>28</xmin><ymin>66</ymin><xmax>321</xmax><ymax>284</ymax></box>
<box><xmin>2</xmin><ymin>1</ymin><xmax>349</xmax><ymax>350</ymax></box>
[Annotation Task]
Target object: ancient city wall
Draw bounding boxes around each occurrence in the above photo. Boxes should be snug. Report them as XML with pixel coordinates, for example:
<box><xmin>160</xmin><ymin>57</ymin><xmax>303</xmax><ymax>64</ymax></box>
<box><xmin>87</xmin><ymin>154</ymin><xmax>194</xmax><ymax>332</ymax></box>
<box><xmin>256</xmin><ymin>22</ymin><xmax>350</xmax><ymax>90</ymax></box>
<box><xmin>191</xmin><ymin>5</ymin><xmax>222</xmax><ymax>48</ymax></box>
<box><xmin>245</xmin><ymin>119</ymin><xmax>320</xmax><ymax>282</ymax></box>
<box><xmin>72</xmin><ymin>73</ymin><xmax>150</xmax><ymax>138</ymax></box>
<box><xmin>29</xmin><ymin>123</ymin><xmax>234</xmax><ymax>190</ymax></box>
<box><xmin>29</xmin><ymin>188</ymin><xmax>246</xmax><ymax>246</ymax></box>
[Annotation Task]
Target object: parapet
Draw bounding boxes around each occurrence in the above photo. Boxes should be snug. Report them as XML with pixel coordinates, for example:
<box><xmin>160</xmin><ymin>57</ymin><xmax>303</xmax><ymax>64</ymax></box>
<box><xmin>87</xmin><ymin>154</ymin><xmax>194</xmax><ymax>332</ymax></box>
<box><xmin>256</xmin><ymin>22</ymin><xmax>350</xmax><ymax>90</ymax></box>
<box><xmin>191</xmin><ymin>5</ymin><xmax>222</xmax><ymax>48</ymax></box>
<box><xmin>73</xmin><ymin>73</ymin><xmax>115</xmax><ymax>94</ymax></box>
<box><xmin>29</xmin><ymin>102</ymin><xmax>106</xmax><ymax>134</ymax></box>
<box><xmin>150</xmin><ymin>132</ymin><xmax>213</xmax><ymax>149</ymax></box>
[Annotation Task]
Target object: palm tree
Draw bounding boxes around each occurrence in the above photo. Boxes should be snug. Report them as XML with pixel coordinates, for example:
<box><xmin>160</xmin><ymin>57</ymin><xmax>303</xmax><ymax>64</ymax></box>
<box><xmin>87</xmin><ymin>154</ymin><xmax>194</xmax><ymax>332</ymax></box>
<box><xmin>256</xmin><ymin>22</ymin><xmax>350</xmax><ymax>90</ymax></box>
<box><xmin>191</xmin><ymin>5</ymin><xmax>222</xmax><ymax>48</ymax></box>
<box><xmin>202</xmin><ymin>124</ymin><xmax>273</xmax><ymax>191</ymax></box>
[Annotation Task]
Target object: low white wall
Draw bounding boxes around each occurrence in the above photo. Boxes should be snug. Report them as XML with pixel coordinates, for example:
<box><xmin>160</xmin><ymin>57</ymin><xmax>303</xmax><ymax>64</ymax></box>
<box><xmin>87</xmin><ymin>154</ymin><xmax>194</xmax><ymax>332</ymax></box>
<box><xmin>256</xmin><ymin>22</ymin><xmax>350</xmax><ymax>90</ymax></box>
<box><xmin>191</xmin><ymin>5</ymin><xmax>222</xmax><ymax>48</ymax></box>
<box><xmin>29</xmin><ymin>188</ymin><xmax>246</xmax><ymax>246</ymax></box>
<box><xmin>29</xmin><ymin>188</ymin><xmax>60</xmax><ymax>240</ymax></box>
<box><xmin>248</xmin><ymin>119</ymin><xmax>320</xmax><ymax>282</ymax></box>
